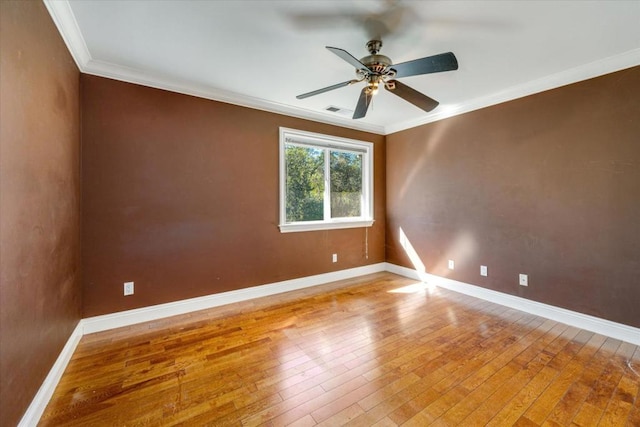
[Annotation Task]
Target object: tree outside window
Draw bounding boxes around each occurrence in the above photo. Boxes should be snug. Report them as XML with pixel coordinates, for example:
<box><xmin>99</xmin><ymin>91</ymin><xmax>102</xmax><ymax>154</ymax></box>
<box><xmin>279</xmin><ymin>128</ymin><xmax>373</xmax><ymax>233</ymax></box>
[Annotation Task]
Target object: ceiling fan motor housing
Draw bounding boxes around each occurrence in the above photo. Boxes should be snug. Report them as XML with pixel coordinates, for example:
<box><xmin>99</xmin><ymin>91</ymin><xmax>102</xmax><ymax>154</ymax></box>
<box><xmin>359</xmin><ymin>54</ymin><xmax>392</xmax><ymax>74</ymax></box>
<box><xmin>360</xmin><ymin>40</ymin><xmax>393</xmax><ymax>75</ymax></box>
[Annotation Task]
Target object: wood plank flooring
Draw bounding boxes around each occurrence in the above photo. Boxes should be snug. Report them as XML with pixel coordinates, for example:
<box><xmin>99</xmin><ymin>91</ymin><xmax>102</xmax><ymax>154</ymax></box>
<box><xmin>40</xmin><ymin>273</ymin><xmax>640</xmax><ymax>426</ymax></box>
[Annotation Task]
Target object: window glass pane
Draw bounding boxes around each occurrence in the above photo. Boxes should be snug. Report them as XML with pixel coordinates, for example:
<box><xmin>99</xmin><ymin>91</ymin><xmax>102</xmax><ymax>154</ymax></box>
<box><xmin>285</xmin><ymin>144</ymin><xmax>325</xmax><ymax>222</ymax></box>
<box><xmin>330</xmin><ymin>150</ymin><xmax>362</xmax><ymax>218</ymax></box>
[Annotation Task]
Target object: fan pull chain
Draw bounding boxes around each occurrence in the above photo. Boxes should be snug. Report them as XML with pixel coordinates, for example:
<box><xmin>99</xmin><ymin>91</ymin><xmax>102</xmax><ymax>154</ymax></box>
<box><xmin>365</xmin><ymin>227</ymin><xmax>369</xmax><ymax>260</ymax></box>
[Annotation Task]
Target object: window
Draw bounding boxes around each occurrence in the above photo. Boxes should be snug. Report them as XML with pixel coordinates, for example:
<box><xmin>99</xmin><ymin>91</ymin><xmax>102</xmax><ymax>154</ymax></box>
<box><xmin>279</xmin><ymin>127</ymin><xmax>374</xmax><ymax>233</ymax></box>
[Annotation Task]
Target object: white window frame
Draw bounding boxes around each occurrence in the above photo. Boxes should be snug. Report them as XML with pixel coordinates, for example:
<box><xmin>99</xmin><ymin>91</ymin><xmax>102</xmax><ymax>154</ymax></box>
<box><xmin>279</xmin><ymin>127</ymin><xmax>374</xmax><ymax>233</ymax></box>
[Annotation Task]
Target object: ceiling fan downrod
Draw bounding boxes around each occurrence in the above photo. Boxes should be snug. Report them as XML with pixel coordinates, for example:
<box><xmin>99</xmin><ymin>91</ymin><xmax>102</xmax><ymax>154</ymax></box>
<box><xmin>366</xmin><ymin>39</ymin><xmax>383</xmax><ymax>54</ymax></box>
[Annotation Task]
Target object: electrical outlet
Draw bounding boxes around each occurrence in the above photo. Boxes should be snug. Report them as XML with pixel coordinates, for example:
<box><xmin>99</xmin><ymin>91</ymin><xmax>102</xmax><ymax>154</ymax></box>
<box><xmin>332</xmin><ymin>253</ymin><xmax>337</xmax><ymax>263</ymax></box>
<box><xmin>480</xmin><ymin>265</ymin><xmax>488</xmax><ymax>277</ymax></box>
<box><xmin>519</xmin><ymin>274</ymin><xmax>528</xmax><ymax>287</ymax></box>
<box><xmin>448</xmin><ymin>259</ymin><xmax>455</xmax><ymax>270</ymax></box>
<box><xmin>124</xmin><ymin>281</ymin><xmax>134</xmax><ymax>296</ymax></box>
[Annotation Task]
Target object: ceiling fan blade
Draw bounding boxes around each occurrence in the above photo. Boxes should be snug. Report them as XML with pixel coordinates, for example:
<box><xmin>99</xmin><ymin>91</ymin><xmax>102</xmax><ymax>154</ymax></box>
<box><xmin>326</xmin><ymin>47</ymin><xmax>372</xmax><ymax>73</ymax></box>
<box><xmin>391</xmin><ymin>52</ymin><xmax>458</xmax><ymax>78</ymax></box>
<box><xmin>296</xmin><ymin>80</ymin><xmax>358</xmax><ymax>99</ymax></box>
<box><xmin>286</xmin><ymin>1</ymin><xmax>412</xmax><ymax>40</ymax></box>
<box><xmin>385</xmin><ymin>80</ymin><xmax>439</xmax><ymax>112</ymax></box>
<box><xmin>353</xmin><ymin>87</ymin><xmax>372</xmax><ymax>119</ymax></box>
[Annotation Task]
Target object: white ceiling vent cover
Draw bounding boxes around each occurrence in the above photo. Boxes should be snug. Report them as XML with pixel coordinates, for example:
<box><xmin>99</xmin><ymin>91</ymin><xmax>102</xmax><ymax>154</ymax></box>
<box><xmin>325</xmin><ymin>106</ymin><xmax>354</xmax><ymax>117</ymax></box>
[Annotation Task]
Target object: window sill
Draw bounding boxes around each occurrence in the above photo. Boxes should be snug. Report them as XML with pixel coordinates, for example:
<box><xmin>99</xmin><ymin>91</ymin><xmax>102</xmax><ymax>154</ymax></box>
<box><xmin>279</xmin><ymin>219</ymin><xmax>374</xmax><ymax>233</ymax></box>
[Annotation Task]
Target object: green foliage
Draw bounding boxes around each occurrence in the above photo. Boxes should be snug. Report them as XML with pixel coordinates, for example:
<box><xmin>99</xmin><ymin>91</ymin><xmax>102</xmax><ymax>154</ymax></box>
<box><xmin>285</xmin><ymin>146</ymin><xmax>324</xmax><ymax>222</ymax></box>
<box><xmin>285</xmin><ymin>145</ymin><xmax>363</xmax><ymax>222</ymax></box>
<box><xmin>330</xmin><ymin>152</ymin><xmax>362</xmax><ymax>218</ymax></box>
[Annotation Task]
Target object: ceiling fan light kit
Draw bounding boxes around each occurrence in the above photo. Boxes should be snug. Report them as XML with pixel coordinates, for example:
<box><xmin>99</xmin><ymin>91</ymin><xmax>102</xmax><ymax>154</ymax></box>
<box><xmin>297</xmin><ymin>39</ymin><xmax>458</xmax><ymax>120</ymax></box>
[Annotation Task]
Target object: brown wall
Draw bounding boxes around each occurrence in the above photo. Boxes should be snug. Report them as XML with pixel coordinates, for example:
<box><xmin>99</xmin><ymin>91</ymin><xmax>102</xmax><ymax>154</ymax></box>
<box><xmin>81</xmin><ymin>75</ymin><xmax>385</xmax><ymax>317</ymax></box>
<box><xmin>386</xmin><ymin>66</ymin><xmax>640</xmax><ymax>328</ymax></box>
<box><xmin>0</xmin><ymin>2</ymin><xmax>82</xmax><ymax>425</ymax></box>
<box><xmin>1</xmin><ymin>4</ymin><xmax>636</xmax><ymax>419</ymax></box>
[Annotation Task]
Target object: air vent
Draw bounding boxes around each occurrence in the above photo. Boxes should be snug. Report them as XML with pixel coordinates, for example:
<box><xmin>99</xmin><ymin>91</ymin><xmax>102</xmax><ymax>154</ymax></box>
<box><xmin>325</xmin><ymin>105</ymin><xmax>354</xmax><ymax>117</ymax></box>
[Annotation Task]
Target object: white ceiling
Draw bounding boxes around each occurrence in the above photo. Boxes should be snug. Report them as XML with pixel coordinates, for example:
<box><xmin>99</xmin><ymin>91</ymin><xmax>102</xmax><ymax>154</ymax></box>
<box><xmin>45</xmin><ymin>0</ymin><xmax>640</xmax><ymax>135</ymax></box>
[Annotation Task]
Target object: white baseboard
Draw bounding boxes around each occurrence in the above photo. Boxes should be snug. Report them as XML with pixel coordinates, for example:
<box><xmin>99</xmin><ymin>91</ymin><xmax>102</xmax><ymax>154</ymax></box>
<box><xmin>385</xmin><ymin>262</ymin><xmax>640</xmax><ymax>346</ymax></box>
<box><xmin>18</xmin><ymin>322</ymin><xmax>83</xmax><ymax>427</ymax></box>
<box><xmin>82</xmin><ymin>263</ymin><xmax>387</xmax><ymax>334</ymax></box>
<box><xmin>21</xmin><ymin>261</ymin><xmax>639</xmax><ymax>425</ymax></box>
<box><xmin>21</xmin><ymin>263</ymin><xmax>385</xmax><ymax>425</ymax></box>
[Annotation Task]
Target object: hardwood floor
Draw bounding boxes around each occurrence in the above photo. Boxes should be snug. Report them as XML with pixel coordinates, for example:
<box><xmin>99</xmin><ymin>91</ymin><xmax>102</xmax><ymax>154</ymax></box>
<box><xmin>40</xmin><ymin>273</ymin><xmax>639</xmax><ymax>426</ymax></box>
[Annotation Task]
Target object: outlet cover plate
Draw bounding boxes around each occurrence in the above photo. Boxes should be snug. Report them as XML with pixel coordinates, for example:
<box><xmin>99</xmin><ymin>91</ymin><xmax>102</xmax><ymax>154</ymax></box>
<box><xmin>448</xmin><ymin>260</ymin><xmax>455</xmax><ymax>270</ymax></box>
<box><xmin>519</xmin><ymin>274</ymin><xmax>528</xmax><ymax>286</ymax></box>
<box><xmin>124</xmin><ymin>281</ymin><xmax>134</xmax><ymax>296</ymax></box>
<box><xmin>480</xmin><ymin>265</ymin><xmax>488</xmax><ymax>277</ymax></box>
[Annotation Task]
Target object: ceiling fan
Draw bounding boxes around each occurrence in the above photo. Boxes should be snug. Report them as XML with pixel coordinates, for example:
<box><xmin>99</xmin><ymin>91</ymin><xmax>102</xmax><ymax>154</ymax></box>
<box><xmin>296</xmin><ymin>40</ymin><xmax>458</xmax><ymax>119</ymax></box>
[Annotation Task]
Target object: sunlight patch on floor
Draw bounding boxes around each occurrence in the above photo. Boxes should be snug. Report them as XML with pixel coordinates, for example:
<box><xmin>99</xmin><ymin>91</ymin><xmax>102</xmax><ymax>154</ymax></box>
<box><xmin>388</xmin><ymin>281</ymin><xmax>435</xmax><ymax>294</ymax></box>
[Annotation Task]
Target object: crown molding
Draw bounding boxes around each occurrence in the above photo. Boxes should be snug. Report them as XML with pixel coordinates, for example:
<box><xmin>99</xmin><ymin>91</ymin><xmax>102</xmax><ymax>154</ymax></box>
<box><xmin>44</xmin><ymin>0</ymin><xmax>640</xmax><ymax>136</ymax></box>
<box><xmin>385</xmin><ymin>48</ymin><xmax>640</xmax><ymax>134</ymax></box>
<box><xmin>82</xmin><ymin>60</ymin><xmax>387</xmax><ymax>135</ymax></box>
<box><xmin>43</xmin><ymin>0</ymin><xmax>91</xmax><ymax>69</ymax></box>
<box><xmin>42</xmin><ymin>0</ymin><xmax>385</xmax><ymax>135</ymax></box>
